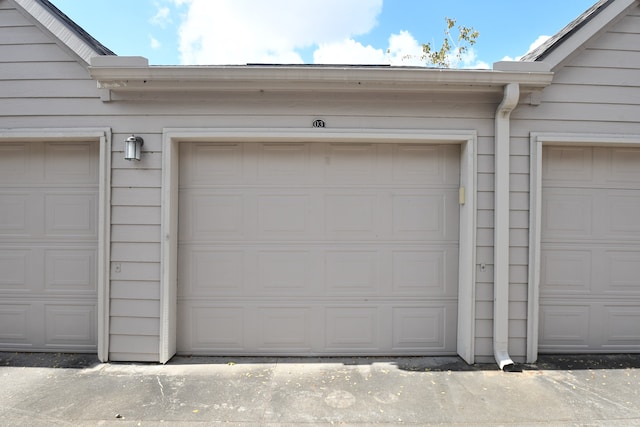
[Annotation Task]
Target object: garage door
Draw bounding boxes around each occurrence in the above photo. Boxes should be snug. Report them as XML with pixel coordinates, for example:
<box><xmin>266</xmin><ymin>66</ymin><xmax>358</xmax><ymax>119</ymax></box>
<box><xmin>177</xmin><ymin>142</ymin><xmax>459</xmax><ymax>355</ymax></box>
<box><xmin>539</xmin><ymin>145</ymin><xmax>640</xmax><ymax>353</ymax></box>
<box><xmin>0</xmin><ymin>141</ymin><xmax>98</xmax><ymax>352</ymax></box>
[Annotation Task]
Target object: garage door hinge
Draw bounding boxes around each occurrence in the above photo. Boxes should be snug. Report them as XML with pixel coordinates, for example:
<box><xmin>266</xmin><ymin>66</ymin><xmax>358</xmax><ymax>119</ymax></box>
<box><xmin>459</xmin><ymin>187</ymin><xmax>466</xmax><ymax>205</ymax></box>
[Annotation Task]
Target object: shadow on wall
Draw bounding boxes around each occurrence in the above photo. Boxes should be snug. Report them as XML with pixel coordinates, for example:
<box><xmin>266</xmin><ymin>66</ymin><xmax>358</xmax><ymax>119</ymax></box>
<box><xmin>2</xmin><ymin>352</ymin><xmax>640</xmax><ymax>372</ymax></box>
<box><xmin>0</xmin><ymin>352</ymin><xmax>100</xmax><ymax>369</ymax></box>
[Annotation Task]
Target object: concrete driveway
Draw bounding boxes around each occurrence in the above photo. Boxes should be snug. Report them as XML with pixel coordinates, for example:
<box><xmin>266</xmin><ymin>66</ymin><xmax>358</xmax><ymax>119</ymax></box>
<box><xmin>1</xmin><ymin>352</ymin><xmax>639</xmax><ymax>426</ymax></box>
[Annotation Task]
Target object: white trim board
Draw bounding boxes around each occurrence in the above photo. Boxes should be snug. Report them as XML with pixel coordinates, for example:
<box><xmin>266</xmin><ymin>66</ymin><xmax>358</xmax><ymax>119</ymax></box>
<box><xmin>13</xmin><ymin>0</ymin><xmax>104</xmax><ymax>65</ymax></box>
<box><xmin>160</xmin><ymin>127</ymin><xmax>478</xmax><ymax>364</ymax></box>
<box><xmin>0</xmin><ymin>127</ymin><xmax>112</xmax><ymax>361</ymax></box>
<box><xmin>527</xmin><ymin>132</ymin><xmax>640</xmax><ymax>363</ymax></box>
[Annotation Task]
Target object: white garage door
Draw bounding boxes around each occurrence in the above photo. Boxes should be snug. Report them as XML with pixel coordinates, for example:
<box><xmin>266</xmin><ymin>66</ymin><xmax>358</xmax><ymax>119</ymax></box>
<box><xmin>0</xmin><ymin>141</ymin><xmax>98</xmax><ymax>352</ymax></box>
<box><xmin>540</xmin><ymin>145</ymin><xmax>640</xmax><ymax>353</ymax></box>
<box><xmin>177</xmin><ymin>142</ymin><xmax>459</xmax><ymax>355</ymax></box>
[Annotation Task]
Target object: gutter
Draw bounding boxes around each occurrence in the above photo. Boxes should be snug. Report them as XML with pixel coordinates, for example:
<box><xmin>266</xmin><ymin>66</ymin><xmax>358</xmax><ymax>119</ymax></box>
<box><xmin>89</xmin><ymin>56</ymin><xmax>554</xmax><ymax>96</ymax></box>
<box><xmin>494</xmin><ymin>82</ymin><xmax>520</xmax><ymax>370</ymax></box>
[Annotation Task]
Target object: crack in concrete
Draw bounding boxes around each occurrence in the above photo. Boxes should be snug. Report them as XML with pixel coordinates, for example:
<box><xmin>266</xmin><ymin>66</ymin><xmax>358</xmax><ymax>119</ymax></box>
<box><xmin>156</xmin><ymin>376</ymin><xmax>165</xmax><ymax>400</ymax></box>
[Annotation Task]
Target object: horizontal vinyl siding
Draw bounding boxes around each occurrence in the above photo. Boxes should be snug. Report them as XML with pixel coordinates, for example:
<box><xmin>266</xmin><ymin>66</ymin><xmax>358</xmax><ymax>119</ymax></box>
<box><xmin>513</xmin><ymin>8</ymin><xmax>640</xmax><ymax>131</ymax></box>
<box><xmin>509</xmin><ymin>132</ymin><xmax>531</xmax><ymax>360</ymax></box>
<box><xmin>474</xmin><ymin>134</ymin><xmax>495</xmax><ymax>360</ymax></box>
<box><xmin>109</xmin><ymin>182</ymin><xmax>162</xmax><ymax>365</ymax></box>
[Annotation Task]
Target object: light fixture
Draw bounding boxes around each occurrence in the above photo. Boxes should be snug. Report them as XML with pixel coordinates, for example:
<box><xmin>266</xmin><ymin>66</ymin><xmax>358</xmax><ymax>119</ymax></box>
<box><xmin>124</xmin><ymin>135</ymin><xmax>144</xmax><ymax>161</ymax></box>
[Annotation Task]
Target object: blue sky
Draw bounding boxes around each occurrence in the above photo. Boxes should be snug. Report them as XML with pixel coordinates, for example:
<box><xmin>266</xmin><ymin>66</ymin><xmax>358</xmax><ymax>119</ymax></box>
<box><xmin>50</xmin><ymin>0</ymin><xmax>597</xmax><ymax>67</ymax></box>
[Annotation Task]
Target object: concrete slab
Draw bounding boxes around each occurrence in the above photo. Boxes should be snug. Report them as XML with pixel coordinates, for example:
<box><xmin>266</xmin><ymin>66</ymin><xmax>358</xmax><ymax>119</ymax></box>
<box><xmin>1</xmin><ymin>353</ymin><xmax>639</xmax><ymax>426</ymax></box>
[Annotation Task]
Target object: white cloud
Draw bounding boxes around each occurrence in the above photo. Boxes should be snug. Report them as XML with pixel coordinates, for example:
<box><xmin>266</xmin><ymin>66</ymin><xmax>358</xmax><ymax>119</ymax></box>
<box><xmin>311</xmin><ymin>31</ymin><xmax>425</xmax><ymax>66</ymax></box>
<box><xmin>313</xmin><ymin>39</ymin><xmax>386</xmax><ymax>65</ymax></box>
<box><xmin>169</xmin><ymin>0</ymin><xmax>489</xmax><ymax>68</ymax></box>
<box><xmin>501</xmin><ymin>35</ymin><xmax>551</xmax><ymax>62</ymax></box>
<box><xmin>452</xmin><ymin>48</ymin><xmax>490</xmax><ymax>69</ymax></box>
<box><xmin>312</xmin><ymin>31</ymin><xmax>488</xmax><ymax>69</ymax></box>
<box><xmin>528</xmin><ymin>35</ymin><xmax>551</xmax><ymax>53</ymax></box>
<box><xmin>151</xmin><ymin>4</ymin><xmax>172</xmax><ymax>28</ymax></box>
<box><xmin>173</xmin><ymin>0</ymin><xmax>382</xmax><ymax>65</ymax></box>
<box><xmin>385</xmin><ymin>31</ymin><xmax>424</xmax><ymax>66</ymax></box>
<box><xmin>150</xmin><ymin>36</ymin><xmax>161</xmax><ymax>50</ymax></box>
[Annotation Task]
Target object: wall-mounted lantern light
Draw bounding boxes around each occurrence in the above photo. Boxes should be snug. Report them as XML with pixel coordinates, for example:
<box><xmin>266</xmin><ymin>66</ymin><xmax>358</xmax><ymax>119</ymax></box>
<box><xmin>124</xmin><ymin>135</ymin><xmax>144</xmax><ymax>161</ymax></box>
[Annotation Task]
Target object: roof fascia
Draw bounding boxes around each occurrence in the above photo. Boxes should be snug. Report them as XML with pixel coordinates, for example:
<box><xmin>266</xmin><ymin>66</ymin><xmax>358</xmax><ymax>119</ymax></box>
<box><xmin>534</xmin><ymin>0</ymin><xmax>639</xmax><ymax>70</ymax></box>
<box><xmin>12</xmin><ymin>0</ymin><xmax>113</xmax><ymax>65</ymax></box>
<box><xmin>89</xmin><ymin>57</ymin><xmax>553</xmax><ymax>95</ymax></box>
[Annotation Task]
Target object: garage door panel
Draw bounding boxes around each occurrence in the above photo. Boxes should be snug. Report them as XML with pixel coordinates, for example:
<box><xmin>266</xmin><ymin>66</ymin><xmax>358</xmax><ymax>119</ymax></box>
<box><xmin>178</xmin><ymin>142</ymin><xmax>459</xmax><ymax>355</ymax></box>
<box><xmin>181</xmin><ymin>143</ymin><xmax>244</xmax><ymax>185</ymax></box>
<box><xmin>0</xmin><ymin>143</ymin><xmax>33</xmax><ymax>182</ymax></box>
<box><xmin>393</xmin><ymin>144</ymin><xmax>460</xmax><ymax>185</ymax></box>
<box><xmin>392</xmin><ymin>305</ymin><xmax>456</xmax><ymax>351</ymax></box>
<box><xmin>43</xmin><ymin>142</ymin><xmax>97</xmax><ymax>183</ymax></box>
<box><xmin>542</xmin><ymin>146</ymin><xmax>594</xmax><ymax>185</ymax></box>
<box><xmin>542</xmin><ymin>191</ymin><xmax>594</xmax><ymax>238</ymax></box>
<box><xmin>543</xmin><ymin>190</ymin><xmax>640</xmax><ymax>241</ymax></box>
<box><xmin>178</xmin><ymin>249</ymin><xmax>244</xmax><ymax>297</ymax></box>
<box><xmin>539</xmin><ymin>304</ymin><xmax>592</xmax><ymax>347</ymax></box>
<box><xmin>606</xmin><ymin>148</ymin><xmax>640</xmax><ymax>184</ymax></box>
<box><xmin>178</xmin><ymin>305</ymin><xmax>245</xmax><ymax>351</ymax></box>
<box><xmin>603</xmin><ymin>305</ymin><xmax>640</xmax><ymax>347</ymax></box>
<box><xmin>180</xmin><ymin>189</ymin><xmax>458</xmax><ymax>242</ymax></box>
<box><xmin>0</xmin><ymin>192</ymin><xmax>31</xmax><ymax>235</ymax></box>
<box><xmin>257</xmin><ymin>250</ymin><xmax>314</xmax><ymax>292</ymax></box>
<box><xmin>0</xmin><ymin>304</ymin><xmax>31</xmax><ymax>345</ymax></box>
<box><xmin>44</xmin><ymin>248</ymin><xmax>97</xmax><ymax>292</ymax></box>
<box><xmin>258</xmin><ymin>144</ymin><xmax>316</xmax><ymax>184</ymax></box>
<box><xmin>256</xmin><ymin>307</ymin><xmax>313</xmax><ymax>350</ymax></box>
<box><xmin>258</xmin><ymin>193</ymin><xmax>310</xmax><ymax>234</ymax></box>
<box><xmin>540</xmin><ymin>248</ymin><xmax>592</xmax><ymax>293</ymax></box>
<box><xmin>180</xmin><ymin>245</ymin><xmax>457</xmax><ymax>298</ymax></box>
<box><xmin>178</xmin><ymin>302</ymin><xmax>457</xmax><ymax>355</ymax></box>
<box><xmin>325</xmin><ymin>307</ymin><xmax>377</xmax><ymax>350</ymax></box>
<box><xmin>180</xmin><ymin>192</ymin><xmax>244</xmax><ymax>239</ymax></box>
<box><xmin>325</xmin><ymin>193</ymin><xmax>377</xmax><ymax>235</ymax></box>
<box><xmin>540</xmin><ymin>146</ymin><xmax>640</xmax><ymax>353</ymax></box>
<box><xmin>0</xmin><ymin>141</ymin><xmax>98</xmax><ymax>352</ymax></box>
<box><xmin>605</xmin><ymin>191</ymin><xmax>640</xmax><ymax>236</ymax></box>
<box><xmin>0</xmin><ymin>249</ymin><xmax>30</xmax><ymax>290</ymax></box>
<box><xmin>44</xmin><ymin>303</ymin><xmax>96</xmax><ymax>347</ymax></box>
<box><xmin>325</xmin><ymin>144</ymin><xmax>380</xmax><ymax>184</ymax></box>
<box><xmin>44</xmin><ymin>192</ymin><xmax>97</xmax><ymax>237</ymax></box>
<box><xmin>392</xmin><ymin>191</ymin><xmax>459</xmax><ymax>240</ymax></box>
<box><xmin>392</xmin><ymin>248</ymin><xmax>457</xmax><ymax>297</ymax></box>
<box><xmin>542</xmin><ymin>246</ymin><xmax>640</xmax><ymax>296</ymax></box>
<box><xmin>603</xmin><ymin>251</ymin><xmax>640</xmax><ymax>293</ymax></box>
<box><xmin>325</xmin><ymin>250</ymin><xmax>378</xmax><ymax>294</ymax></box>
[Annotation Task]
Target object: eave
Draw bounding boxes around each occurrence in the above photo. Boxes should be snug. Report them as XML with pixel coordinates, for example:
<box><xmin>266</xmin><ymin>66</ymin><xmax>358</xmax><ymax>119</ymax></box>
<box><xmin>89</xmin><ymin>57</ymin><xmax>553</xmax><ymax>97</ymax></box>
<box><xmin>522</xmin><ymin>0</ymin><xmax>639</xmax><ymax>70</ymax></box>
<box><xmin>13</xmin><ymin>0</ymin><xmax>114</xmax><ymax>65</ymax></box>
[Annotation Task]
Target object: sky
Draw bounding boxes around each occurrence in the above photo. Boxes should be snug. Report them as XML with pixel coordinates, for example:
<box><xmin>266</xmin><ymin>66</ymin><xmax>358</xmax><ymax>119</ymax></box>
<box><xmin>49</xmin><ymin>0</ymin><xmax>597</xmax><ymax>68</ymax></box>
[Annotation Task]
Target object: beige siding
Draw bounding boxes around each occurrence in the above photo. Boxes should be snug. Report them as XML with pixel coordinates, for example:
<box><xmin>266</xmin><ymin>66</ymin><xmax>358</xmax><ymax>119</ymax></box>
<box><xmin>2</xmin><ymin>0</ymin><xmax>514</xmax><ymax>362</ymax></box>
<box><xmin>474</xmin><ymin>134</ymin><xmax>496</xmax><ymax>362</ymax></box>
<box><xmin>106</xmin><ymin>92</ymin><xmax>498</xmax><ymax>361</ymax></box>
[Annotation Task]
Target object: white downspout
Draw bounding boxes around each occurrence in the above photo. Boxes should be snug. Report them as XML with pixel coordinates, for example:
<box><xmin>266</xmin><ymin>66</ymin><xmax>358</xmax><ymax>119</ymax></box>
<box><xmin>494</xmin><ymin>83</ymin><xmax>519</xmax><ymax>370</ymax></box>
